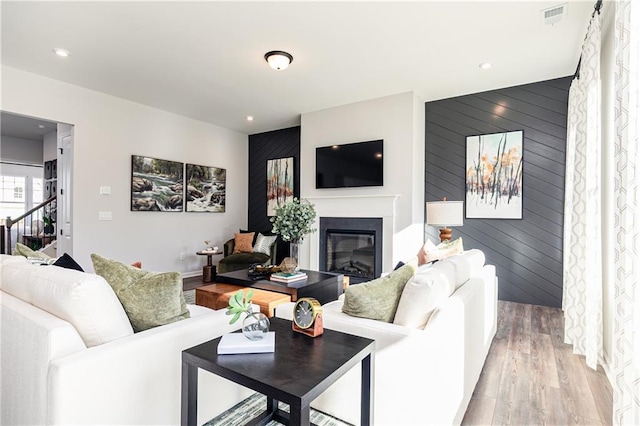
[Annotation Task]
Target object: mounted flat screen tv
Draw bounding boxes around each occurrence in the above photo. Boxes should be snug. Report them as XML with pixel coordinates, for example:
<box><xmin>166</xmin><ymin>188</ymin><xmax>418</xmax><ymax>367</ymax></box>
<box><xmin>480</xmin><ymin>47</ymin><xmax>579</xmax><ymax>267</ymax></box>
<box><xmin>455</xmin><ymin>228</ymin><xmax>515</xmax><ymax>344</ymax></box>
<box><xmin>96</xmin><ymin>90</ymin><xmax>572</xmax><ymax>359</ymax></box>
<box><xmin>316</xmin><ymin>140</ymin><xmax>383</xmax><ymax>189</ymax></box>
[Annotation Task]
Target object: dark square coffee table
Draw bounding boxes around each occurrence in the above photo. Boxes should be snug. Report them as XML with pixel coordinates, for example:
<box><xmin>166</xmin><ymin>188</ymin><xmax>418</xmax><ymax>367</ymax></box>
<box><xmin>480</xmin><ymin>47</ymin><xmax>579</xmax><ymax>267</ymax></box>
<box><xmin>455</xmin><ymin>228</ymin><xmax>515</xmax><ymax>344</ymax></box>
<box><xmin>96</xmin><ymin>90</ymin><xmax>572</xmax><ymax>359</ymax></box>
<box><xmin>181</xmin><ymin>317</ymin><xmax>375</xmax><ymax>426</ymax></box>
<box><xmin>216</xmin><ymin>269</ymin><xmax>343</xmax><ymax>305</ymax></box>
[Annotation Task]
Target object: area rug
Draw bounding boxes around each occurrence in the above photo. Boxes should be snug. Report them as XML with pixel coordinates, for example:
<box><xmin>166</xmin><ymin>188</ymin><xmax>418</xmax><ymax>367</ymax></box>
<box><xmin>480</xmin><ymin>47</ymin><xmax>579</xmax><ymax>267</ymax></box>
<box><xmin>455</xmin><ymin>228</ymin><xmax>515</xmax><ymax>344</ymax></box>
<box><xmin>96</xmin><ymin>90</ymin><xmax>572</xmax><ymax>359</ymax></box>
<box><xmin>203</xmin><ymin>392</ymin><xmax>353</xmax><ymax>426</ymax></box>
<box><xmin>184</xmin><ymin>289</ymin><xmax>195</xmax><ymax>305</ymax></box>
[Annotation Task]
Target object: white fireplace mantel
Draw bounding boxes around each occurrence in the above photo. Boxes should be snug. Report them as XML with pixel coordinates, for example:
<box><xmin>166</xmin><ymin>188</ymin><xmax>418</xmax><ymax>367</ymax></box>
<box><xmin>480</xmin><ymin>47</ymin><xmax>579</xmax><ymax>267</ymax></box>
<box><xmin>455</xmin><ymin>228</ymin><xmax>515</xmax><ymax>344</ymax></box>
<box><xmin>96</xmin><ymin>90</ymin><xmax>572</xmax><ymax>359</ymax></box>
<box><xmin>303</xmin><ymin>194</ymin><xmax>400</xmax><ymax>272</ymax></box>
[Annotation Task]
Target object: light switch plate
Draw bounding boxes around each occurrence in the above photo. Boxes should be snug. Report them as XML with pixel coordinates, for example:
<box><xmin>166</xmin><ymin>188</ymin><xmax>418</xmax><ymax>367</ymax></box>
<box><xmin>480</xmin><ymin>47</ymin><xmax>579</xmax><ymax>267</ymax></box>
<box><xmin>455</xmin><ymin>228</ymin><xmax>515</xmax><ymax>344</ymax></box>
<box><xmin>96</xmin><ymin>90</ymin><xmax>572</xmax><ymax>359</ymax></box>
<box><xmin>99</xmin><ymin>211</ymin><xmax>112</xmax><ymax>221</ymax></box>
<box><xmin>99</xmin><ymin>186</ymin><xmax>111</xmax><ymax>195</ymax></box>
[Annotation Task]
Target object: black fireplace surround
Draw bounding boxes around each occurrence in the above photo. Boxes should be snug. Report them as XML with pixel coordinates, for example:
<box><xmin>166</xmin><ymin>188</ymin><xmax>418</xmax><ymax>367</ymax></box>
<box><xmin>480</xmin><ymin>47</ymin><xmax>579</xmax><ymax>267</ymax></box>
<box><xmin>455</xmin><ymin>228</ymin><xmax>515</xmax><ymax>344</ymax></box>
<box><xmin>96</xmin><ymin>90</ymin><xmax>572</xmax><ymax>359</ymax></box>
<box><xmin>319</xmin><ymin>217</ymin><xmax>383</xmax><ymax>284</ymax></box>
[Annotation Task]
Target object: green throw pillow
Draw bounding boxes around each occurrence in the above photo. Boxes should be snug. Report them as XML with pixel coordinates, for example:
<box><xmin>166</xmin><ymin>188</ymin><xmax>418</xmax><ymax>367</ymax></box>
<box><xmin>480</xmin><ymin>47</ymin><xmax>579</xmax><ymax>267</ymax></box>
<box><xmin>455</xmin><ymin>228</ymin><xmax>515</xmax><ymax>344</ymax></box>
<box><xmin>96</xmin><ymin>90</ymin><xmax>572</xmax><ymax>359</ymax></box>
<box><xmin>13</xmin><ymin>242</ymin><xmax>52</xmax><ymax>261</ymax></box>
<box><xmin>342</xmin><ymin>264</ymin><xmax>416</xmax><ymax>322</ymax></box>
<box><xmin>91</xmin><ymin>253</ymin><xmax>190</xmax><ymax>332</ymax></box>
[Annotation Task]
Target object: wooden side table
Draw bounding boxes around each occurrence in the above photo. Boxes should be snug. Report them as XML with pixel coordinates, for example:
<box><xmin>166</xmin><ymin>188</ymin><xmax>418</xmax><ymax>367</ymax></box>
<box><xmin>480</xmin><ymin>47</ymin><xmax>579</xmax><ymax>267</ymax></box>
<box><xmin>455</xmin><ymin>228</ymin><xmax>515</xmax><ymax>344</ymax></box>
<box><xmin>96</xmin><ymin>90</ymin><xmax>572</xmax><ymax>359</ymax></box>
<box><xmin>195</xmin><ymin>283</ymin><xmax>291</xmax><ymax>317</ymax></box>
<box><xmin>196</xmin><ymin>251</ymin><xmax>222</xmax><ymax>282</ymax></box>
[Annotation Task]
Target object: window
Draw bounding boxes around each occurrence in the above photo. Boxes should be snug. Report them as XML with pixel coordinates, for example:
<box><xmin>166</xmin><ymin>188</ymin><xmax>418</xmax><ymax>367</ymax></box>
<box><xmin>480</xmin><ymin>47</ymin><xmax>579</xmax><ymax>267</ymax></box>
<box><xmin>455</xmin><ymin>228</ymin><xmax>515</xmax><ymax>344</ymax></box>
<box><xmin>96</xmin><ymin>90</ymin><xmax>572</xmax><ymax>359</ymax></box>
<box><xmin>0</xmin><ymin>176</ymin><xmax>27</xmax><ymax>219</ymax></box>
<box><xmin>0</xmin><ymin>164</ymin><xmax>44</xmax><ymax>220</ymax></box>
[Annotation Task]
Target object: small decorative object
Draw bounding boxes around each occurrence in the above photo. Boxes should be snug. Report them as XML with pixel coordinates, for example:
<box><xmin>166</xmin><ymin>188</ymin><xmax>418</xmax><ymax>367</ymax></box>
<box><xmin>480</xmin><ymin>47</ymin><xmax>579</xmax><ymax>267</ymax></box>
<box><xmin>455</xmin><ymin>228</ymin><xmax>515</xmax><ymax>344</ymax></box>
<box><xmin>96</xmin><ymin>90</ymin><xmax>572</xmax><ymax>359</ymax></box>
<box><xmin>279</xmin><ymin>257</ymin><xmax>297</xmax><ymax>274</ymax></box>
<box><xmin>292</xmin><ymin>298</ymin><xmax>323</xmax><ymax>337</ymax></box>
<box><xmin>225</xmin><ymin>289</ymin><xmax>270</xmax><ymax>340</ymax></box>
<box><xmin>270</xmin><ymin>197</ymin><xmax>317</xmax><ymax>266</ymax></box>
<box><xmin>248</xmin><ymin>263</ymin><xmax>280</xmax><ymax>280</ymax></box>
<box><xmin>465</xmin><ymin>130</ymin><xmax>523</xmax><ymax>219</ymax></box>
<box><xmin>204</xmin><ymin>240</ymin><xmax>212</xmax><ymax>250</ymax></box>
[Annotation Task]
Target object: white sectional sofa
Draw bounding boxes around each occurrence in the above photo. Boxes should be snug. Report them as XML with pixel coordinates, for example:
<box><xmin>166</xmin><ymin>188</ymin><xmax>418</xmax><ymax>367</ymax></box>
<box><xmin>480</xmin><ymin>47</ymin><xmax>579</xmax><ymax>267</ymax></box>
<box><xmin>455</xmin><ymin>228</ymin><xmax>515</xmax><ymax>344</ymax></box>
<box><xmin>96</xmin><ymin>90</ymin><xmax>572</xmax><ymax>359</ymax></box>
<box><xmin>276</xmin><ymin>249</ymin><xmax>498</xmax><ymax>425</ymax></box>
<box><xmin>0</xmin><ymin>254</ymin><xmax>253</xmax><ymax>426</ymax></box>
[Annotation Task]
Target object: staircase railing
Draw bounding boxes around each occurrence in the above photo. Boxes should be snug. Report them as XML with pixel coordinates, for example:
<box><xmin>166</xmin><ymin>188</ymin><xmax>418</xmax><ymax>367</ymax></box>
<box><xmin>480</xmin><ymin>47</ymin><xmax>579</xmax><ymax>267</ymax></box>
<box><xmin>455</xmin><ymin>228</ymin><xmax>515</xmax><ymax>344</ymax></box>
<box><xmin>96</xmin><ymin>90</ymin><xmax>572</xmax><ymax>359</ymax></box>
<box><xmin>3</xmin><ymin>196</ymin><xmax>57</xmax><ymax>255</ymax></box>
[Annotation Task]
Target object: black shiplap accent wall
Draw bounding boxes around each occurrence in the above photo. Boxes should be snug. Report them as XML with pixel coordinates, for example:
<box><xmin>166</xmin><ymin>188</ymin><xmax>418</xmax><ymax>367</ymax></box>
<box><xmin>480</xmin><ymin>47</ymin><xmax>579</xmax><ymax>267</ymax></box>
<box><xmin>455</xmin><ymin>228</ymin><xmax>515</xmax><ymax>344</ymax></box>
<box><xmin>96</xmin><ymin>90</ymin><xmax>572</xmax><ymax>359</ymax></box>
<box><xmin>425</xmin><ymin>76</ymin><xmax>571</xmax><ymax>308</ymax></box>
<box><xmin>248</xmin><ymin>126</ymin><xmax>301</xmax><ymax>264</ymax></box>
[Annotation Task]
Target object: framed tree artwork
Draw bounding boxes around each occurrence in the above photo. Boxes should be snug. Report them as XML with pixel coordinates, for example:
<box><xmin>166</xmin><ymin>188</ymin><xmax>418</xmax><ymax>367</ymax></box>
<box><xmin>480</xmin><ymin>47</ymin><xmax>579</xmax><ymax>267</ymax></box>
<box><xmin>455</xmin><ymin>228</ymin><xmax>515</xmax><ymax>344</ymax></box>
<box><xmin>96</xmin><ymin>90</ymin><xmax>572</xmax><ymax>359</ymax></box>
<box><xmin>465</xmin><ymin>130</ymin><xmax>523</xmax><ymax>219</ymax></box>
<box><xmin>185</xmin><ymin>163</ymin><xmax>226</xmax><ymax>212</ymax></box>
<box><xmin>267</xmin><ymin>157</ymin><xmax>294</xmax><ymax>216</ymax></box>
<box><xmin>131</xmin><ymin>155</ymin><xmax>184</xmax><ymax>212</ymax></box>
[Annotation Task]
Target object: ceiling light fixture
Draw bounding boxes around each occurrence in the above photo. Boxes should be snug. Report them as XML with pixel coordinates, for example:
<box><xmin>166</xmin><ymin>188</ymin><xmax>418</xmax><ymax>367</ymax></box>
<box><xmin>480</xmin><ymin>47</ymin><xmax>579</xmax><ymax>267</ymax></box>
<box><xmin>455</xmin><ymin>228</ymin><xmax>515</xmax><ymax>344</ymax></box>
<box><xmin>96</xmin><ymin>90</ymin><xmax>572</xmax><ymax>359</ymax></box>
<box><xmin>264</xmin><ymin>50</ymin><xmax>293</xmax><ymax>71</ymax></box>
<box><xmin>53</xmin><ymin>48</ymin><xmax>70</xmax><ymax>58</ymax></box>
<box><xmin>479</xmin><ymin>62</ymin><xmax>492</xmax><ymax>69</ymax></box>
<box><xmin>246</xmin><ymin>116</ymin><xmax>254</xmax><ymax>122</ymax></box>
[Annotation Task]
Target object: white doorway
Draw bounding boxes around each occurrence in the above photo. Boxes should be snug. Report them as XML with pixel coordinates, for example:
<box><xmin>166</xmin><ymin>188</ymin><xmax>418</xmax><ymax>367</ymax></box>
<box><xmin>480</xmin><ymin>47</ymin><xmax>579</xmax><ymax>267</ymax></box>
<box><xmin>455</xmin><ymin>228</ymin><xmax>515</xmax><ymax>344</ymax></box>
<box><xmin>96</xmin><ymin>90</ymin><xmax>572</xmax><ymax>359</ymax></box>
<box><xmin>0</xmin><ymin>111</ymin><xmax>74</xmax><ymax>255</ymax></box>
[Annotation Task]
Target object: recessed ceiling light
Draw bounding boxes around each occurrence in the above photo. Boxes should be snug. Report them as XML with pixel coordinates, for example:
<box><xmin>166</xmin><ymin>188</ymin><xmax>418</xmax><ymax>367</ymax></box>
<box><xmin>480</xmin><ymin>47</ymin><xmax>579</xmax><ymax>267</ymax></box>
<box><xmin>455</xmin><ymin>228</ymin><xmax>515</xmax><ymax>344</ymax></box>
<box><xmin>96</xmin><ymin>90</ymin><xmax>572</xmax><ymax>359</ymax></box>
<box><xmin>53</xmin><ymin>48</ymin><xmax>70</xmax><ymax>57</ymax></box>
<box><xmin>37</xmin><ymin>124</ymin><xmax>45</xmax><ymax>129</ymax></box>
<box><xmin>479</xmin><ymin>62</ymin><xmax>492</xmax><ymax>69</ymax></box>
<box><xmin>246</xmin><ymin>116</ymin><xmax>254</xmax><ymax>122</ymax></box>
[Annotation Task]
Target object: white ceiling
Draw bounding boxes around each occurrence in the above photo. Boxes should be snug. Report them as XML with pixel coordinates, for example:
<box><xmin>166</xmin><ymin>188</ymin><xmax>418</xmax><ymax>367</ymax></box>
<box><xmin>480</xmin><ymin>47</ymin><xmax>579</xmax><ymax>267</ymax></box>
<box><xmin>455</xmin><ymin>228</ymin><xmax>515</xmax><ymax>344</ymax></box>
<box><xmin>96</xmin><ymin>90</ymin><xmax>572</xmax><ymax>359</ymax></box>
<box><xmin>0</xmin><ymin>112</ymin><xmax>58</xmax><ymax>141</ymax></box>
<box><xmin>1</xmin><ymin>1</ymin><xmax>593</xmax><ymax>135</ymax></box>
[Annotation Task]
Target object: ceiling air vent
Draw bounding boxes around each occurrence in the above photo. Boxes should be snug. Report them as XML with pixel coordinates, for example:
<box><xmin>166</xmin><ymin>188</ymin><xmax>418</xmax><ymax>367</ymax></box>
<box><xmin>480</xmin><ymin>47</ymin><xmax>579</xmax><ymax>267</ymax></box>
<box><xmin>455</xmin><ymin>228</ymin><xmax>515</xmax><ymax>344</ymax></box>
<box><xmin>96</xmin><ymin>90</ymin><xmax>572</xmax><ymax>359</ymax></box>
<box><xmin>541</xmin><ymin>3</ymin><xmax>568</xmax><ymax>26</ymax></box>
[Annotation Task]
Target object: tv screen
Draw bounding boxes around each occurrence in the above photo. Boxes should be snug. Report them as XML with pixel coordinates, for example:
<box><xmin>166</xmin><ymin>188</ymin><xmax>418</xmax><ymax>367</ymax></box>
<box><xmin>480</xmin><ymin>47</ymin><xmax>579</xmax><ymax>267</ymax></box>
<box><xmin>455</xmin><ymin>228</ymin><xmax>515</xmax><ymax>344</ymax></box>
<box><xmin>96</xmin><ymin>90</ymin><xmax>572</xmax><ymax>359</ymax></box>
<box><xmin>316</xmin><ymin>140</ymin><xmax>383</xmax><ymax>189</ymax></box>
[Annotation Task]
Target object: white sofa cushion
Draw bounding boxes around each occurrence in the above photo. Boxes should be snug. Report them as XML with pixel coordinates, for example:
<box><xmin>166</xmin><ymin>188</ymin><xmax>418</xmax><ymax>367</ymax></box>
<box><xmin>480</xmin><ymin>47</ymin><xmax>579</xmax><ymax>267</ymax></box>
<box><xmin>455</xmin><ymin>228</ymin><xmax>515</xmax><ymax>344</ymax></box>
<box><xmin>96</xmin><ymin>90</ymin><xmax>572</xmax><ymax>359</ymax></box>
<box><xmin>1</xmin><ymin>261</ymin><xmax>134</xmax><ymax>347</ymax></box>
<box><xmin>393</xmin><ymin>261</ymin><xmax>457</xmax><ymax>328</ymax></box>
<box><xmin>439</xmin><ymin>248</ymin><xmax>486</xmax><ymax>290</ymax></box>
<box><xmin>1</xmin><ymin>260</ymin><xmax>35</xmax><ymax>302</ymax></box>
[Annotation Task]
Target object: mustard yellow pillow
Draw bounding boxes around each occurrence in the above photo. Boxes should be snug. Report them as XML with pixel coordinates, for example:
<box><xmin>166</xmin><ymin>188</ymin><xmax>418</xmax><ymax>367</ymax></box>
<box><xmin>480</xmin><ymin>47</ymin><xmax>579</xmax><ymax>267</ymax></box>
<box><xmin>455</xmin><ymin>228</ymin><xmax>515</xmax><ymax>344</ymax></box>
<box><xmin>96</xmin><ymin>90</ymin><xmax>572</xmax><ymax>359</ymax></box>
<box><xmin>233</xmin><ymin>232</ymin><xmax>255</xmax><ymax>254</ymax></box>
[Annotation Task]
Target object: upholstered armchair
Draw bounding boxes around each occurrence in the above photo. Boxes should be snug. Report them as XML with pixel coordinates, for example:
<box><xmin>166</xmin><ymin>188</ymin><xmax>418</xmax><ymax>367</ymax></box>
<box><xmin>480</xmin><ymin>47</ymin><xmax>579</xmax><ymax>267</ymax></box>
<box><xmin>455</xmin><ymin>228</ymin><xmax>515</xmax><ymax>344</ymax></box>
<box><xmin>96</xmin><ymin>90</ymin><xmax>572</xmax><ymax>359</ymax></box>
<box><xmin>217</xmin><ymin>232</ymin><xmax>278</xmax><ymax>274</ymax></box>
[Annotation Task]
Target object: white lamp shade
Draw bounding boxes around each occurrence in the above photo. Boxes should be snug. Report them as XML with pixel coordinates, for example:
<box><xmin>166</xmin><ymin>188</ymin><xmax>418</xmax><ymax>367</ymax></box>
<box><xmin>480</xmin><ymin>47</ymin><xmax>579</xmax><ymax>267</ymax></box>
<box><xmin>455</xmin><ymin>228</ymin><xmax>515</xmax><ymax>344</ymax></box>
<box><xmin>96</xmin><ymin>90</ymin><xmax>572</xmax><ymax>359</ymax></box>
<box><xmin>426</xmin><ymin>201</ymin><xmax>464</xmax><ymax>227</ymax></box>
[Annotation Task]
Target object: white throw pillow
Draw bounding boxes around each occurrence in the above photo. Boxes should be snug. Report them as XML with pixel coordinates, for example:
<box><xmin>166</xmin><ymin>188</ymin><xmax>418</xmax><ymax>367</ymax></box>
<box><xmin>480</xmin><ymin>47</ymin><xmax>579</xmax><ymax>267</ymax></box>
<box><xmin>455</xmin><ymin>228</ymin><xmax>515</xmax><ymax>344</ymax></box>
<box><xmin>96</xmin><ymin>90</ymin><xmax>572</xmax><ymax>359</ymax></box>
<box><xmin>424</xmin><ymin>237</ymin><xmax>464</xmax><ymax>263</ymax></box>
<box><xmin>2</xmin><ymin>261</ymin><xmax>133</xmax><ymax>347</ymax></box>
<box><xmin>0</xmin><ymin>259</ymin><xmax>33</xmax><ymax>302</ymax></box>
<box><xmin>393</xmin><ymin>262</ymin><xmax>457</xmax><ymax>329</ymax></box>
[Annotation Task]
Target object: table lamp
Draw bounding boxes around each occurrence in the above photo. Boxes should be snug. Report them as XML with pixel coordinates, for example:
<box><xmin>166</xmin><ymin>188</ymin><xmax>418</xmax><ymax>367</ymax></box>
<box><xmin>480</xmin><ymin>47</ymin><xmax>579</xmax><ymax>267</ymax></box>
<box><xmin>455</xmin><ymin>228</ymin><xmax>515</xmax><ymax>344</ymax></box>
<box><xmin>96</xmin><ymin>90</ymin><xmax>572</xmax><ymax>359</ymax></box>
<box><xmin>426</xmin><ymin>198</ymin><xmax>464</xmax><ymax>242</ymax></box>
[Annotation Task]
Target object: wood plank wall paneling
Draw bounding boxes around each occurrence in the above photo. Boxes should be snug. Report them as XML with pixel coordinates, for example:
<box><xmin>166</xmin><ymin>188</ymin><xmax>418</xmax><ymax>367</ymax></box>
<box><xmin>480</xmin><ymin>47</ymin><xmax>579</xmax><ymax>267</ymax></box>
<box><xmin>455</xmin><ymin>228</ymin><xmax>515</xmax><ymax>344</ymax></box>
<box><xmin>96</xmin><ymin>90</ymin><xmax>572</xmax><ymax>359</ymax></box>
<box><xmin>248</xmin><ymin>126</ymin><xmax>301</xmax><ymax>264</ymax></box>
<box><xmin>425</xmin><ymin>76</ymin><xmax>572</xmax><ymax>308</ymax></box>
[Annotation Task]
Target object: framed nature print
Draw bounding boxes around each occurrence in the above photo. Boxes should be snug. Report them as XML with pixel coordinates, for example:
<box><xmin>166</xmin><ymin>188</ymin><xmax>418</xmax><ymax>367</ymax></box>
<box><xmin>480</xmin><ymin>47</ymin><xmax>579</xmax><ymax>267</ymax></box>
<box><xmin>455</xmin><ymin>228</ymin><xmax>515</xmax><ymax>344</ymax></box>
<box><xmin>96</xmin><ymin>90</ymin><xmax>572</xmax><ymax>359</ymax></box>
<box><xmin>185</xmin><ymin>163</ymin><xmax>226</xmax><ymax>212</ymax></box>
<box><xmin>465</xmin><ymin>130</ymin><xmax>523</xmax><ymax>219</ymax></box>
<box><xmin>267</xmin><ymin>157</ymin><xmax>294</xmax><ymax>216</ymax></box>
<box><xmin>131</xmin><ymin>155</ymin><xmax>184</xmax><ymax>212</ymax></box>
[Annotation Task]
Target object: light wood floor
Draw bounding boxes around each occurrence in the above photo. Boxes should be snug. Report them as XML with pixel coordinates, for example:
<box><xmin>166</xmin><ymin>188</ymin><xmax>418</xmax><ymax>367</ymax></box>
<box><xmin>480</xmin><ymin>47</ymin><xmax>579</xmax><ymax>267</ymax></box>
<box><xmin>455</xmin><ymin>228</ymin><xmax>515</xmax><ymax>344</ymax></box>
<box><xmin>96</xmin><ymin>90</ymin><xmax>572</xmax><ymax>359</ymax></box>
<box><xmin>462</xmin><ymin>301</ymin><xmax>613</xmax><ymax>425</ymax></box>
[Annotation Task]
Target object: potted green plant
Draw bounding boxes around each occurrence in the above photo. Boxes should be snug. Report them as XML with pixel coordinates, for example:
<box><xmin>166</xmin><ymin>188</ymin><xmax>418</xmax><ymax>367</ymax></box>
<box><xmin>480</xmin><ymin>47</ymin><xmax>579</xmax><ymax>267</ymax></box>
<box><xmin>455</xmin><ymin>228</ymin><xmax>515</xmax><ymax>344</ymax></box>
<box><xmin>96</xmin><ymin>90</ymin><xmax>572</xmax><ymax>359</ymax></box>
<box><xmin>270</xmin><ymin>197</ymin><xmax>317</xmax><ymax>266</ymax></box>
<box><xmin>225</xmin><ymin>289</ymin><xmax>270</xmax><ymax>340</ymax></box>
<box><xmin>43</xmin><ymin>216</ymin><xmax>55</xmax><ymax>235</ymax></box>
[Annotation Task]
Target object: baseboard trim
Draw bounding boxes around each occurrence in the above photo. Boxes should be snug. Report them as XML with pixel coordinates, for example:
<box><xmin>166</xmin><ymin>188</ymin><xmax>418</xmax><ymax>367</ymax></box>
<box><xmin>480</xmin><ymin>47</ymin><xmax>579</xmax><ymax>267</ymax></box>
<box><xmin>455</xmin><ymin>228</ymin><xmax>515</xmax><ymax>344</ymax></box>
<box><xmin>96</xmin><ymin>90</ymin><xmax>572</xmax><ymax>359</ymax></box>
<box><xmin>182</xmin><ymin>270</ymin><xmax>201</xmax><ymax>279</ymax></box>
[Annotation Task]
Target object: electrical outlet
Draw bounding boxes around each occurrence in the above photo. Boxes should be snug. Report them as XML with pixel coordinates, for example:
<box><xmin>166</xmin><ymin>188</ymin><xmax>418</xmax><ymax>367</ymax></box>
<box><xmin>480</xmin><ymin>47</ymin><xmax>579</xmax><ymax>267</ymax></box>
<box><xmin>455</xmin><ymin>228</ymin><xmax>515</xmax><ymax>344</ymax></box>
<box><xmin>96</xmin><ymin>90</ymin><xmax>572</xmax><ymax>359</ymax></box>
<box><xmin>179</xmin><ymin>252</ymin><xmax>186</xmax><ymax>261</ymax></box>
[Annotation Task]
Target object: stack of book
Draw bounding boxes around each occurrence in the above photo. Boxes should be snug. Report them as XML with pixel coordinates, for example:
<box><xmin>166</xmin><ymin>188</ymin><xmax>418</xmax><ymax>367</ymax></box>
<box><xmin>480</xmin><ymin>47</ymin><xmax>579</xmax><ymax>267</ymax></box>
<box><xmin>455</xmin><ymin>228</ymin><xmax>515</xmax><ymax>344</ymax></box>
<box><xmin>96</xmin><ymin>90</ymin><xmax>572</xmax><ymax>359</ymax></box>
<box><xmin>270</xmin><ymin>271</ymin><xmax>308</xmax><ymax>283</ymax></box>
<box><xmin>217</xmin><ymin>332</ymin><xmax>275</xmax><ymax>354</ymax></box>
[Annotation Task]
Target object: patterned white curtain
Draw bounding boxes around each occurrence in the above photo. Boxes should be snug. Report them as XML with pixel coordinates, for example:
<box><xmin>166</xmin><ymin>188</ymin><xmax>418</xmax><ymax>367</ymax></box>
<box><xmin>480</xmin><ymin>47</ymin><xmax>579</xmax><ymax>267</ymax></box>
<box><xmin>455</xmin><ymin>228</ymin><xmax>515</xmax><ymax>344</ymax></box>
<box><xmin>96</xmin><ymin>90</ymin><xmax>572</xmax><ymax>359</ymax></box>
<box><xmin>563</xmin><ymin>12</ymin><xmax>604</xmax><ymax>370</ymax></box>
<box><xmin>612</xmin><ymin>0</ymin><xmax>640</xmax><ymax>424</ymax></box>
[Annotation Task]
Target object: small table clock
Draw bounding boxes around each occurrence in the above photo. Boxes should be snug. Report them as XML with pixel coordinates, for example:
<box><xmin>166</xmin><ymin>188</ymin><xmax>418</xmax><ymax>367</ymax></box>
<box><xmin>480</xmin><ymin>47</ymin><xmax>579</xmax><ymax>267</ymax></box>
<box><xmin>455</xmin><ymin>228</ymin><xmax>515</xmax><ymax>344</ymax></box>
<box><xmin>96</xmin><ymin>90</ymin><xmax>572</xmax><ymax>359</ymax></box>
<box><xmin>292</xmin><ymin>297</ymin><xmax>323</xmax><ymax>337</ymax></box>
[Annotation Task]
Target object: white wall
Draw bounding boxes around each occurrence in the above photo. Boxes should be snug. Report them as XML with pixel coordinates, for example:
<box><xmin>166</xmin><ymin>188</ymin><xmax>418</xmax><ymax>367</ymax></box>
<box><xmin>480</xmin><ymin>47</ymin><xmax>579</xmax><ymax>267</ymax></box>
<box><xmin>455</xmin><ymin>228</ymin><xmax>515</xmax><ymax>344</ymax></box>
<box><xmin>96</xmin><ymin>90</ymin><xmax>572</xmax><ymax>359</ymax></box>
<box><xmin>1</xmin><ymin>66</ymin><xmax>249</xmax><ymax>274</ymax></box>
<box><xmin>0</xmin><ymin>135</ymin><xmax>43</xmax><ymax>165</ymax></box>
<box><xmin>43</xmin><ymin>131</ymin><xmax>57</xmax><ymax>162</ymax></box>
<box><xmin>300</xmin><ymin>91</ymin><xmax>425</xmax><ymax>270</ymax></box>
